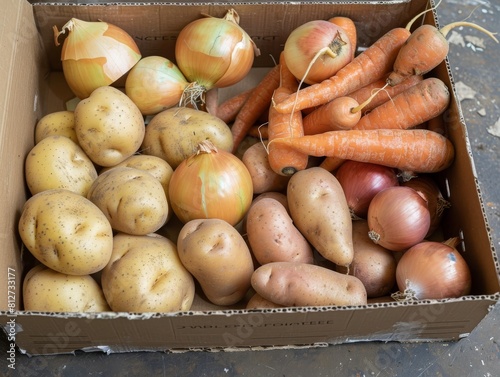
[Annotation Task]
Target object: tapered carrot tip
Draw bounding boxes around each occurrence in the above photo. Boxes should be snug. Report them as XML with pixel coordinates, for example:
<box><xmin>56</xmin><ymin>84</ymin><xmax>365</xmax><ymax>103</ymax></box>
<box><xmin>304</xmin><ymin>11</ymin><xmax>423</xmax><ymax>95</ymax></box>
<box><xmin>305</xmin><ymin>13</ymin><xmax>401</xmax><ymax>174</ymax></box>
<box><xmin>387</xmin><ymin>24</ymin><xmax>449</xmax><ymax>87</ymax></box>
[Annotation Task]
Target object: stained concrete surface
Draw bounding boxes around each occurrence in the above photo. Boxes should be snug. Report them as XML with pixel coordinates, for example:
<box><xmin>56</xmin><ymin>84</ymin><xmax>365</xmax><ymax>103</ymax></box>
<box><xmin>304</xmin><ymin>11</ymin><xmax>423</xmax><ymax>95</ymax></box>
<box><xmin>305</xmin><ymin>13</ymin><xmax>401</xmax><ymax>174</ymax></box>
<box><xmin>1</xmin><ymin>0</ymin><xmax>500</xmax><ymax>376</ymax></box>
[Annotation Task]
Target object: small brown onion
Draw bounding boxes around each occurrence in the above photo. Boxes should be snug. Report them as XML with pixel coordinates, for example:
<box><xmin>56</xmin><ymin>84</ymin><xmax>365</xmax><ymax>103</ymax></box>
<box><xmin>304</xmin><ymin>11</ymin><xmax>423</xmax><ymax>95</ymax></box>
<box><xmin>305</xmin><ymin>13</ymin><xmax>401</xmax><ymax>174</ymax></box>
<box><xmin>335</xmin><ymin>160</ymin><xmax>399</xmax><ymax>219</ymax></box>
<box><xmin>367</xmin><ymin>186</ymin><xmax>431</xmax><ymax>251</ymax></box>
<box><xmin>336</xmin><ymin>220</ymin><xmax>397</xmax><ymax>298</ymax></box>
<box><xmin>402</xmin><ymin>175</ymin><xmax>451</xmax><ymax>236</ymax></box>
<box><xmin>125</xmin><ymin>56</ymin><xmax>189</xmax><ymax>115</ymax></box>
<box><xmin>393</xmin><ymin>237</ymin><xmax>471</xmax><ymax>300</ymax></box>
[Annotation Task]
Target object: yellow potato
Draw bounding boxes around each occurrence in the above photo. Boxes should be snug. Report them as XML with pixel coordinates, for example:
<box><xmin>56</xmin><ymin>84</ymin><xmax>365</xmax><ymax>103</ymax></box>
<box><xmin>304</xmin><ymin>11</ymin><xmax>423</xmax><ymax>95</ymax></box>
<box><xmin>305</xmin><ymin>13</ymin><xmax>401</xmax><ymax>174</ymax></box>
<box><xmin>287</xmin><ymin>167</ymin><xmax>354</xmax><ymax>267</ymax></box>
<box><xmin>100</xmin><ymin>154</ymin><xmax>173</xmax><ymax>197</ymax></box>
<box><xmin>141</xmin><ymin>107</ymin><xmax>233</xmax><ymax>169</ymax></box>
<box><xmin>87</xmin><ymin>167</ymin><xmax>169</xmax><ymax>235</ymax></box>
<box><xmin>34</xmin><ymin>110</ymin><xmax>78</xmax><ymax>144</ymax></box>
<box><xmin>251</xmin><ymin>262</ymin><xmax>367</xmax><ymax>307</ymax></box>
<box><xmin>25</xmin><ymin>135</ymin><xmax>98</xmax><ymax>196</ymax></box>
<box><xmin>74</xmin><ymin>86</ymin><xmax>145</xmax><ymax>167</ymax></box>
<box><xmin>101</xmin><ymin>233</ymin><xmax>195</xmax><ymax>313</ymax></box>
<box><xmin>23</xmin><ymin>264</ymin><xmax>110</xmax><ymax>312</ymax></box>
<box><xmin>177</xmin><ymin>218</ymin><xmax>254</xmax><ymax>306</ymax></box>
<box><xmin>18</xmin><ymin>189</ymin><xmax>114</xmax><ymax>275</ymax></box>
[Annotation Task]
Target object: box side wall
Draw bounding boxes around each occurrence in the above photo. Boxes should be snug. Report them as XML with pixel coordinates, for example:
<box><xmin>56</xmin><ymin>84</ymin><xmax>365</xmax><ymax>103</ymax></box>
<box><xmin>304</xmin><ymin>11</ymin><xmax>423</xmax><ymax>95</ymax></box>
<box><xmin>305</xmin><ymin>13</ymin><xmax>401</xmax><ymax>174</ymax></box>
<box><xmin>35</xmin><ymin>1</ymin><xmax>428</xmax><ymax>72</ymax></box>
<box><xmin>0</xmin><ymin>0</ymin><xmax>49</xmax><ymax>311</ymax></box>
<box><xmin>8</xmin><ymin>297</ymin><xmax>497</xmax><ymax>355</ymax></box>
<box><xmin>424</xmin><ymin>7</ymin><xmax>500</xmax><ymax>294</ymax></box>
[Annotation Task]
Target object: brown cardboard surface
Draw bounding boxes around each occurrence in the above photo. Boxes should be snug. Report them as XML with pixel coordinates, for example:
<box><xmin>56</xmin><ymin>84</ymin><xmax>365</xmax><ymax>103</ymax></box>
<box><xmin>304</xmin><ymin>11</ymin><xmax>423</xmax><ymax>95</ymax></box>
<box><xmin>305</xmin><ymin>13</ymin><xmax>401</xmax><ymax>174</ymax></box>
<box><xmin>1</xmin><ymin>0</ymin><xmax>499</xmax><ymax>355</ymax></box>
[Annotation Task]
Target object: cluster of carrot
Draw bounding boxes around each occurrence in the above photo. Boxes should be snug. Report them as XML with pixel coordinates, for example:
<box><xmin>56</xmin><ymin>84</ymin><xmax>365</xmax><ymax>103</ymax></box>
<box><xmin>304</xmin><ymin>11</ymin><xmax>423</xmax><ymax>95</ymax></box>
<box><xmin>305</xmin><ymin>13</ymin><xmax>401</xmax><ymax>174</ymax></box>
<box><xmin>213</xmin><ymin>11</ymin><xmax>498</xmax><ymax>176</ymax></box>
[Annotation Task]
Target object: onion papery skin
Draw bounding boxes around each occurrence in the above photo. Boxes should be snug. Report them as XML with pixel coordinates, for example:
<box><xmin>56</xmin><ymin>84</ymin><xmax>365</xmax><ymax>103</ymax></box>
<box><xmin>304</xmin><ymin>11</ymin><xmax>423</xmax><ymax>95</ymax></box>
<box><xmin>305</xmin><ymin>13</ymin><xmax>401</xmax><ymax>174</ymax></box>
<box><xmin>335</xmin><ymin>160</ymin><xmax>399</xmax><ymax>219</ymax></box>
<box><xmin>168</xmin><ymin>141</ymin><xmax>254</xmax><ymax>226</ymax></box>
<box><xmin>125</xmin><ymin>56</ymin><xmax>189</xmax><ymax>115</ymax></box>
<box><xmin>174</xmin><ymin>10</ymin><xmax>257</xmax><ymax>91</ymax></box>
<box><xmin>56</xmin><ymin>18</ymin><xmax>141</xmax><ymax>99</ymax></box>
<box><xmin>367</xmin><ymin>186</ymin><xmax>431</xmax><ymax>252</ymax></box>
<box><xmin>395</xmin><ymin>239</ymin><xmax>472</xmax><ymax>300</ymax></box>
<box><xmin>402</xmin><ymin>175</ymin><xmax>451</xmax><ymax>237</ymax></box>
<box><xmin>283</xmin><ymin>20</ymin><xmax>352</xmax><ymax>85</ymax></box>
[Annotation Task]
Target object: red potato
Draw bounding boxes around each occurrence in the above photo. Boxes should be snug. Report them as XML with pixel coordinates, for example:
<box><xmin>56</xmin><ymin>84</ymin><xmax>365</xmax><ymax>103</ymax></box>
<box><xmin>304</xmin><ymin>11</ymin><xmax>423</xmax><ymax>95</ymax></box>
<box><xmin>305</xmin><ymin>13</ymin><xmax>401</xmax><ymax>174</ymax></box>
<box><xmin>336</xmin><ymin>220</ymin><xmax>397</xmax><ymax>298</ymax></box>
<box><xmin>246</xmin><ymin>292</ymin><xmax>284</xmax><ymax>309</ymax></box>
<box><xmin>241</xmin><ymin>141</ymin><xmax>290</xmax><ymax>194</ymax></box>
<box><xmin>177</xmin><ymin>218</ymin><xmax>254</xmax><ymax>306</ymax></box>
<box><xmin>251</xmin><ymin>262</ymin><xmax>367</xmax><ymax>307</ymax></box>
<box><xmin>287</xmin><ymin>167</ymin><xmax>353</xmax><ymax>267</ymax></box>
<box><xmin>246</xmin><ymin>197</ymin><xmax>314</xmax><ymax>265</ymax></box>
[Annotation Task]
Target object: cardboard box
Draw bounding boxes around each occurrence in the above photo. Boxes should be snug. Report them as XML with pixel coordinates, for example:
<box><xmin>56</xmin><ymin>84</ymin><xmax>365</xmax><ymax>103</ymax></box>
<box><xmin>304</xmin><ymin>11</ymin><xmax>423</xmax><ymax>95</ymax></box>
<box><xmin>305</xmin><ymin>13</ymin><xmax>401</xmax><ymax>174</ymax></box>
<box><xmin>1</xmin><ymin>0</ymin><xmax>499</xmax><ymax>355</ymax></box>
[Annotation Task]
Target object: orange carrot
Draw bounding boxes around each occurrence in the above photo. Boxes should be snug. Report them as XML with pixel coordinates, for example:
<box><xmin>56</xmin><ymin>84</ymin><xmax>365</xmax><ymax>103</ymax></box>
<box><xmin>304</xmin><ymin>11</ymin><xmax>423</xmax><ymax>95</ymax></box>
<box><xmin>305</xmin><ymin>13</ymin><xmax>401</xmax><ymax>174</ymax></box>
<box><xmin>354</xmin><ymin>77</ymin><xmax>450</xmax><ymax>131</ymax></box>
<box><xmin>319</xmin><ymin>156</ymin><xmax>346</xmax><ymax>172</ymax></box>
<box><xmin>231</xmin><ymin>65</ymin><xmax>281</xmax><ymax>152</ymax></box>
<box><xmin>271</xmin><ymin>129</ymin><xmax>454</xmax><ymax>173</ymax></box>
<box><xmin>388</xmin><ymin>22</ymin><xmax>498</xmax><ymax>86</ymax></box>
<box><xmin>348</xmin><ymin>74</ymin><xmax>423</xmax><ymax>113</ymax></box>
<box><xmin>427</xmin><ymin>114</ymin><xmax>446</xmax><ymax>135</ymax></box>
<box><xmin>248</xmin><ymin>124</ymin><xmax>269</xmax><ymax>139</ymax></box>
<box><xmin>274</xmin><ymin>27</ymin><xmax>411</xmax><ymax>114</ymax></box>
<box><xmin>302</xmin><ymin>96</ymin><xmax>361</xmax><ymax>135</ymax></box>
<box><xmin>267</xmin><ymin>53</ymin><xmax>308</xmax><ymax>176</ymax></box>
<box><xmin>329</xmin><ymin>16</ymin><xmax>357</xmax><ymax>59</ymax></box>
<box><xmin>216</xmin><ymin>88</ymin><xmax>253</xmax><ymax>124</ymax></box>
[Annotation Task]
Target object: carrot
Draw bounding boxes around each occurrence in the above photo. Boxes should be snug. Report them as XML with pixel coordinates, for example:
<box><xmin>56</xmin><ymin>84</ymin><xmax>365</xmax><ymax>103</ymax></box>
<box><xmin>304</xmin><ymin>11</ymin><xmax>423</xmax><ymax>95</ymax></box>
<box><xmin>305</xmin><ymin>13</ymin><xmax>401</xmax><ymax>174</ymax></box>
<box><xmin>302</xmin><ymin>96</ymin><xmax>361</xmax><ymax>135</ymax></box>
<box><xmin>274</xmin><ymin>27</ymin><xmax>411</xmax><ymax>114</ymax></box>
<box><xmin>231</xmin><ymin>65</ymin><xmax>281</xmax><ymax>152</ymax></box>
<box><xmin>388</xmin><ymin>22</ymin><xmax>498</xmax><ymax>86</ymax></box>
<box><xmin>319</xmin><ymin>156</ymin><xmax>346</xmax><ymax>172</ymax></box>
<box><xmin>329</xmin><ymin>16</ymin><xmax>357</xmax><ymax>59</ymax></box>
<box><xmin>248</xmin><ymin>124</ymin><xmax>269</xmax><ymax>139</ymax></box>
<box><xmin>267</xmin><ymin>53</ymin><xmax>308</xmax><ymax>176</ymax></box>
<box><xmin>216</xmin><ymin>88</ymin><xmax>253</xmax><ymax>124</ymax></box>
<box><xmin>348</xmin><ymin>74</ymin><xmax>423</xmax><ymax>113</ymax></box>
<box><xmin>353</xmin><ymin>77</ymin><xmax>450</xmax><ymax>130</ymax></box>
<box><xmin>270</xmin><ymin>129</ymin><xmax>454</xmax><ymax>173</ymax></box>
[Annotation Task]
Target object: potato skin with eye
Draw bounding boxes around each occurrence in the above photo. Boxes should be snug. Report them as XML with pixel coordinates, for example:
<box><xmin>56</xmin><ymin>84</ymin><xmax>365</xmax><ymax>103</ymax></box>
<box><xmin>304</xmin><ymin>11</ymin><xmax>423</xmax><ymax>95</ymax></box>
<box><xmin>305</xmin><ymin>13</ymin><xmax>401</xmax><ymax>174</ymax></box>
<box><xmin>18</xmin><ymin>189</ymin><xmax>113</xmax><ymax>275</ymax></box>
<box><xmin>287</xmin><ymin>166</ymin><xmax>354</xmax><ymax>267</ymax></box>
<box><xmin>23</xmin><ymin>264</ymin><xmax>110</xmax><ymax>312</ymax></box>
<box><xmin>34</xmin><ymin>110</ymin><xmax>78</xmax><ymax>145</ymax></box>
<box><xmin>246</xmin><ymin>197</ymin><xmax>314</xmax><ymax>265</ymax></box>
<box><xmin>177</xmin><ymin>218</ymin><xmax>254</xmax><ymax>306</ymax></box>
<box><xmin>74</xmin><ymin>86</ymin><xmax>145</xmax><ymax>167</ymax></box>
<box><xmin>141</xmin><ymin>107</ymin><xmax>233</xmax><ymax>169</ymax></box>
<box><xmin>87</xmin><ymin>167</ymin><xmax>169</xmax><ymax>235</ymax></box>
<box><xmin>25</xmin><ymin>135</ymin><xmax>97</xmax><ymax>196</ymax></box>
<box><xmin>251</xmin><ymin>261</ymin><xmax>367</xmax><ymax>307</ymax></box>
<box><xmin>101</xmin><ymin>233</ymin><xmax>195</xmax><ymax>313</ymax></box>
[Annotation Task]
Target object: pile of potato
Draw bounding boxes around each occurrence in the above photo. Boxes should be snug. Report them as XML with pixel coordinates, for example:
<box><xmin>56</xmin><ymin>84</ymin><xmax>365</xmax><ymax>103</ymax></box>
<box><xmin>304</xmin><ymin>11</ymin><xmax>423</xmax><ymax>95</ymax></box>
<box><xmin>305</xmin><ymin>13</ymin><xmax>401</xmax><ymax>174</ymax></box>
<box><xmin>19</xmin><ymin>71</ymin><xmax>420</xmax><ymax>314</ymax></box>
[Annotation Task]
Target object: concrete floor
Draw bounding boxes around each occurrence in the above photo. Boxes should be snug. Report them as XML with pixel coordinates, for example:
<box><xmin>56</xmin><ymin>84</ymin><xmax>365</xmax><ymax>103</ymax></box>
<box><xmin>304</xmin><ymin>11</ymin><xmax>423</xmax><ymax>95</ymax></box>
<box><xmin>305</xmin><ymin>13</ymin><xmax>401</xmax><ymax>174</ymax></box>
<box><xmin>1</xmin><ymin>0</ymin><xmax>500</xmax><ymax>376</ymax></box>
